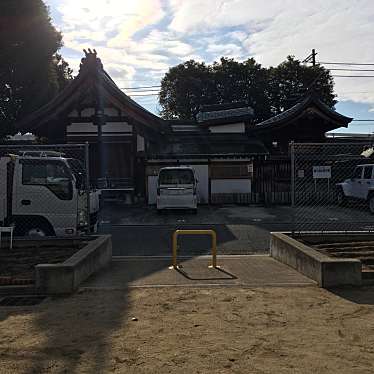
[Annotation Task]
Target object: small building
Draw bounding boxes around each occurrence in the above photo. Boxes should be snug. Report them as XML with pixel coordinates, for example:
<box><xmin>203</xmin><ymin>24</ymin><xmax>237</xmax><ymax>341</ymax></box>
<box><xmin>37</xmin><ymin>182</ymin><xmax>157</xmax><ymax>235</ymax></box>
<box><xmin>15</xmin><ymin>51</ymin><xmax>353</xmax><ymax>205</ymax></box>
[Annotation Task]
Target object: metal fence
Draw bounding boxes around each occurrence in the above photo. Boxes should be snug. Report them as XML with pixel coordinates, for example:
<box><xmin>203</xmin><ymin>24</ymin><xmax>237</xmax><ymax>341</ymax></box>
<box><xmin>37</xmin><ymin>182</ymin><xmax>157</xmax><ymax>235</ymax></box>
<box><xmin>291</xmin><ymin>142</ymin><xmax>374</xmax><ymax>232</ymax></box>
<box><xmin>0</xmin><ymin>143</ymin><xmax>94</xmax><ymax>238</ymax></box>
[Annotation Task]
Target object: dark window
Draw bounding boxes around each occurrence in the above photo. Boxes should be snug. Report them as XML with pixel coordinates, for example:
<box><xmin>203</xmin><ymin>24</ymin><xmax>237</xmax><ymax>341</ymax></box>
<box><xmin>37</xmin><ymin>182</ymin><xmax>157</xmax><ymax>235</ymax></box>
<box><xmin>353</xmin><ymin>167</ymin><xmax>363</xmax><ymax>179</ymax></box>
<box><xmin>210</xmin><ymin>164</ymin><xmax>252</xmax><ymax>179</ymax></box>
<box><xmin>158</xmin><ymin>169</ymin><xmax>194</xmax><ymax>184</ymax></box>
<box><xmin>21</xmin><ymin>160</ymin><xmax>73</xmax><ymax>200</ymax></box>
<box><xmin>364</xmin><ymin>166</ymin><xmax>373</xmax><ymax>179</ymax></box>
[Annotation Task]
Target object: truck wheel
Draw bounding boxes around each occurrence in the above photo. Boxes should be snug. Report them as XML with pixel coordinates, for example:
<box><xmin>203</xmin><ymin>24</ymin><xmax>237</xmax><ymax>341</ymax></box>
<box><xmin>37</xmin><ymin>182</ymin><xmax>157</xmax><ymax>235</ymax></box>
<box><xmin>337</xmin><ymin>189</ymin><xmax>346</xmax><ymax>206</ymax></box>
<box><xmin>24</xmin><ymin>222</ymin><xmax>54</xmax><ymax>237</ymax></box>
<box><xmin>26</xmin><ymin>227</ymin><xmax>48</xmax><ymax>237</ymax></box>
<box><xmin>369</xmin><ymin>195</ymin><xmax>374</xmax><ymax>214</ymax></box>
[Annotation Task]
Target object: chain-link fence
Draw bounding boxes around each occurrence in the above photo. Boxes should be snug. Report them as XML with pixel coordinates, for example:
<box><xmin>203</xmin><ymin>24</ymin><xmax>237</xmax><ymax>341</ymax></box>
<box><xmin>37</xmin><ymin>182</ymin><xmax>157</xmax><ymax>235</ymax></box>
<box><xmin>291</xmin><ymin>142</ymin><xmax>374</xmax><ymax>232</ymax></box>
<box><xmin>0</xmin><ymin>143</ymin><xmax>98</xmax><ymax>237</ymax></box>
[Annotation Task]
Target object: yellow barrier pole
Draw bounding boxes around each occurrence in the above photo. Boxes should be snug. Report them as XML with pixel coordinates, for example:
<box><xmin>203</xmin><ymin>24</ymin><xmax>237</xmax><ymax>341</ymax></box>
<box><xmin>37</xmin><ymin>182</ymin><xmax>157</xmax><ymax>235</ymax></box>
<box><xmin>169</xmin><ymin>231</ymin><xmax>178</xmax><ymax>269</ymax></box>
<box><xmin>169</xmin><ymin>229</ymin><xmax>219</xmax><ymax>269</ymax></box>
<box><xmin>209</xmin><ymin>230</ymin><xmax>218</xmax><ymax>268</ymax></box>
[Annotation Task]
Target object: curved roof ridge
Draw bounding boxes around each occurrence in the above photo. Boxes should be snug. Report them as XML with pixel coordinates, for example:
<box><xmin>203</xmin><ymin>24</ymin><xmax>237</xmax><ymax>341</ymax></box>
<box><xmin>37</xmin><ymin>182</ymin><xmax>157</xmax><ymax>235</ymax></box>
<box><xmin>14</xmin><ymin>51</ymin><xmax>165</xmax><ymax>133</ymax></box>
<box><xmin>255</xmin><ymin>94</ymin><xmax>353</xmax><ymax>129</ymax></box>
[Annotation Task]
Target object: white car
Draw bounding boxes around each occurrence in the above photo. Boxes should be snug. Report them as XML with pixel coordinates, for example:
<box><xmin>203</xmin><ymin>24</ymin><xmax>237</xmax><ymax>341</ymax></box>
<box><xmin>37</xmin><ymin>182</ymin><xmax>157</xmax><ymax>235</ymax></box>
<box><xmin>156</xmin><ymin>167</ymin><xmax>198</xmax><ymax>213</ymax></box>
<box><xmin>337</xmin><ymin>164</ymin><xmax>374</xmax><ymax>213</ymax></box>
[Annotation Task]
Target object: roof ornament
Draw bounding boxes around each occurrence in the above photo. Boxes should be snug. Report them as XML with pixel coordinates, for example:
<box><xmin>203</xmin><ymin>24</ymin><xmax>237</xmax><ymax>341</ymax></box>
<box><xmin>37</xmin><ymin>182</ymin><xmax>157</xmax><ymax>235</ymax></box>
<box><xmin>79</xmin><ymin>48</ymin><xmax>103</xmax><ymax>73</ymax></box>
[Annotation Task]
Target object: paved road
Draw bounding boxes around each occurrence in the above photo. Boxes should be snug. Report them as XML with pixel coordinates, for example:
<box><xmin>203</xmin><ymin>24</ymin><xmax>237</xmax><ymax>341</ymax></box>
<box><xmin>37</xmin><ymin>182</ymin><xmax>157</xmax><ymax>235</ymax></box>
<box><xmin>98</xmin><ymin>205</ymin><xmax>293</xmax><ymax>256</ymax></box>
<box><xmin>99</xmin><ymin>222</ymin><xmax>291</xmax><ymax>256</ymax></box>
<box><xmin>98</xmin><ymin>203</ymin><xmax>374</xmax><ymax>256</ymax></box>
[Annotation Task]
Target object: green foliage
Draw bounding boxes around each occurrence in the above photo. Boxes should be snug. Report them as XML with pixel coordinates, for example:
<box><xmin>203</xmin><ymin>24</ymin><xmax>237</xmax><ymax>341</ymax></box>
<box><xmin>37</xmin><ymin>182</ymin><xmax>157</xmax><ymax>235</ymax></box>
<box><xmin>160</xmin><ymin>60</ymin><xmax>213</xmax><ymax>120</ymax></box>
<box><xmin>159</xmin><ymin>55</ymin><xmax>336</xmax><ymax>122</ymax></box>
<box><xmin>0</xmin><ymin>0</ymin><xmax>71</xmax><ymax>139</ymax></box>
<box><xmin>267</xmin><ymin>56</ymin><xmax>336</xmax><ymax>115</ymax></box>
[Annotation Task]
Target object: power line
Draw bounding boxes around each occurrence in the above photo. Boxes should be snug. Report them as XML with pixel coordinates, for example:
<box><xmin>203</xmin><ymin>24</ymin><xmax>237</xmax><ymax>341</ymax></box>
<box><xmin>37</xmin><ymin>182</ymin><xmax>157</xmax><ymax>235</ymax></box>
<box><xmin>120</xmin><ymin>85</ymin><xmax>161</xmax><ymax>90</ymax></box>
<box><xmin>128</xmin><ymin>93</ymin><xmax>159</xmax><ymax>97</ymax></box>
<box><xmin>329</xmin><ymin>68</ymin><xmax>374</xmax><ymax>72</ymax></box>
<box><xmin>332</xmin><ymin>75</ymin><xmax>374</xmax><ymax>78</ymax></box>
<box><xmin>127</xmin><ymin>90</ymin><xmax>160</xmax><ymax>95</ymax></box>
<box><xmin>319</xmin><ymin>62</ymin><xmax>374</xmax><ymax>66</ymax></box>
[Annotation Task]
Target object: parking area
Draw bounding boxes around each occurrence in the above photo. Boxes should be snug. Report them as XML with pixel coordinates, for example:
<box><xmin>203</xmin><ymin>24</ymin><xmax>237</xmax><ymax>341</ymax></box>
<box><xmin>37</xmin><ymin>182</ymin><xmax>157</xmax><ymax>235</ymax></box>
<box><xmin>98</xmin><ymin>203</ymin><xmax>374</xmax><ymax>256</ymax></box>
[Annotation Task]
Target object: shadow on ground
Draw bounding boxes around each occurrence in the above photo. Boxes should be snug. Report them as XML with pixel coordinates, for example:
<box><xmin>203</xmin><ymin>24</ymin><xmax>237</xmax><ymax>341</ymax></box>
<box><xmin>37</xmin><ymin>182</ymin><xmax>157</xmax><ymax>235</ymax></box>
<box><xmin>330</xmin><ymin>286</ymin><xmax>374</xmax><ymax>305</ymax></box>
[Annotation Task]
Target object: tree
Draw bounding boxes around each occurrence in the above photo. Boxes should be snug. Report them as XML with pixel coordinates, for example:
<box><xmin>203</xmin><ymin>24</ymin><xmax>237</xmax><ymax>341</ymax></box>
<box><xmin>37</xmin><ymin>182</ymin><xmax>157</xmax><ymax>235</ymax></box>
<box><xmin>212</xmin><ymin>57</ymin><xmax>271</xmax><ymax>122</ymax></box>
<box><xmin>159</xmin><ymin>56</ymin><xmax>336</xmax><ymax>123</ymax></box>
<box><xmin>267</xmin><ymin>56</ymin><xmax>336</xmax><ymax>116</ymax></box>
<box><xmin>159</xmin><ymin>60</ymin><xmax>214</xmax><ymax>120</ymax></box>
<box><xmin>54</xmin><ymin>53</ymin><xmax>74</xmax><ymax>91</ymax></box>
<box><xmin>0</xmin><ymin>0</ymin><xmax>71</xmax><ymax>139</ymax></box>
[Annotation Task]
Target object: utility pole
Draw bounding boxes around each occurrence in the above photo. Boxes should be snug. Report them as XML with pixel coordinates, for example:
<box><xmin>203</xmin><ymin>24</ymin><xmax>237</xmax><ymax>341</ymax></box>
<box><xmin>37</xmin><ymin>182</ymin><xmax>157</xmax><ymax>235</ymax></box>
<box><xmin>302</xmin><ymin>49</ymin><xmax>317</xmax><ymax>66</ymax></box>
<box><xmin>311</xmin><ymin>49</ymin><xmax>316</xmax><ymax>67</ymax></box>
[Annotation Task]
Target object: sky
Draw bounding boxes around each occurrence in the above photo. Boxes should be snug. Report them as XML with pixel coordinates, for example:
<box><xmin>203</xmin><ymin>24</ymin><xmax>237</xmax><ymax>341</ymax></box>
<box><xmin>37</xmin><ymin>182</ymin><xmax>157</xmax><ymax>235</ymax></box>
<box><xmin>45</xmin><ymin>0</ymin><xmax>374</xmax><ymax>134</ymax></box>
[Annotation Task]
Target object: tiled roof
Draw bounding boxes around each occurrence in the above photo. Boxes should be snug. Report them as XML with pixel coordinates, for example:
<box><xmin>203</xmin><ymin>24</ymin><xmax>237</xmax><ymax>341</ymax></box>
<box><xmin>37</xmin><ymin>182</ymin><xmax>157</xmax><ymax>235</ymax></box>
<box><xmin>255</xmin><ymin>94</ymin><xmax>352</xmax><ymax>129</ymax></box>
<box><xmin>196</xmin><ymin>107</ymin><xmax>254</xmax><ymax>123</ymax></box>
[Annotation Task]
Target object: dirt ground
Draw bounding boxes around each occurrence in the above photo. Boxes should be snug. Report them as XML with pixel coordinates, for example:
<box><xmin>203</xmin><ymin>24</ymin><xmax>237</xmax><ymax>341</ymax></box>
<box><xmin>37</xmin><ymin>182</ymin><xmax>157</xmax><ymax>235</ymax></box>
<box><xmin>1</xmin><ymin>286</ymin><xmax>374</xmax><ymax>373</ymax></box>
<box><xmin>0</xmin><ymin>244</ymin><xmax>84</xmax><ymax>280</ymax></box>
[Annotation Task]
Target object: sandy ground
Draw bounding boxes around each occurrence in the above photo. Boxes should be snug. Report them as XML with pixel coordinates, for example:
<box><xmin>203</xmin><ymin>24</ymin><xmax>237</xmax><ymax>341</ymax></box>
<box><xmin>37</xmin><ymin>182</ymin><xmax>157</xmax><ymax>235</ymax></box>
<box><xmin>1</xmin><ymin>286</ymin><xmax>374</xmax><ymax>373</ymax></box>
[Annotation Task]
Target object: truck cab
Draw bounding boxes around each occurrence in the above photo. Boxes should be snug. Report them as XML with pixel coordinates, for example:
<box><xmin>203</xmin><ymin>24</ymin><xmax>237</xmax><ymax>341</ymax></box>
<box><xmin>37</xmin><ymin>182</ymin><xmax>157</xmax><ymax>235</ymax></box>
<box><xmin>337</xmin><ymin>164</ymin><xmax>374</xmax><ymax>213</ymax></box>
<box><xmin>0</xmin><ymin>153</ymin><xmax>98</xmax><ymax>236</ymax></box>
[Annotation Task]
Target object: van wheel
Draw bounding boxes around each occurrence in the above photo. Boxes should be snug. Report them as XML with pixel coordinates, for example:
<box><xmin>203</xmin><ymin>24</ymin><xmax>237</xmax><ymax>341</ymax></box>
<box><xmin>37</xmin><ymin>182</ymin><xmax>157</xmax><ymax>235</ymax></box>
<box><xmin>369</xmin><ymin>195</ymin><xmax>374</xmax><ymax>214</ymax></box>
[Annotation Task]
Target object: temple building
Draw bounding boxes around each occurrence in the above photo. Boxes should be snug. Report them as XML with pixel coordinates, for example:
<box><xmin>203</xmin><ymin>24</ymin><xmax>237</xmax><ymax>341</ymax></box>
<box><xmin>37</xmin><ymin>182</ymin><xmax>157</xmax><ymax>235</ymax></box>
<box><xmin>15</xmin><ymin>50</ymin><xmax>353</xmax><ymax>205</ymax></box>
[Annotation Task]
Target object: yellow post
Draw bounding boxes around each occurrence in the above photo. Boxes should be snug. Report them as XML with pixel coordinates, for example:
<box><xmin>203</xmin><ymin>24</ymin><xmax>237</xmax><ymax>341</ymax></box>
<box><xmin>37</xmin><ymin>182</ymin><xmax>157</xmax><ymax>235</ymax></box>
<box><xmin>169</xmin><ymin>229</ymin><xmax>219</xmax><ymax>269</ymax></box>
<box><xmin>209</xmin><ymin>230</ymin><xmax>217</xmax><ymax>268</ymax></box>
<box><xmin>170</xmin><ymin>231</ymin><xmax>178</xmax><ymax>269</ymax></box>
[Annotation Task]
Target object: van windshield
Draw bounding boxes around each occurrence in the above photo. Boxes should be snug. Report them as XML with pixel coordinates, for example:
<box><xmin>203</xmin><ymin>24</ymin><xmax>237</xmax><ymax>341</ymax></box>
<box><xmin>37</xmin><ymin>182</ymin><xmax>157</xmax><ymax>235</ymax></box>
<box><xmin>159</xmin><ymin>169</ymin><xmax>194</xmax><ymax>185</ymax></box>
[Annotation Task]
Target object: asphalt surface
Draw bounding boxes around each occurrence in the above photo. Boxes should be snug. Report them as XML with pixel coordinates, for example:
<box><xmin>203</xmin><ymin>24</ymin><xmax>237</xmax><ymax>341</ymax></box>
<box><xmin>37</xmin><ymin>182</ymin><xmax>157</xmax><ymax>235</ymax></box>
<box><xmin>98</xmin><ymin>204</ymin><xmax>290</xmax><ymax>256</ymax></box>
<box><xmin>98</xmin><ymin>203</ymin><xmax>374</xmax><ymax>256</ymax></box>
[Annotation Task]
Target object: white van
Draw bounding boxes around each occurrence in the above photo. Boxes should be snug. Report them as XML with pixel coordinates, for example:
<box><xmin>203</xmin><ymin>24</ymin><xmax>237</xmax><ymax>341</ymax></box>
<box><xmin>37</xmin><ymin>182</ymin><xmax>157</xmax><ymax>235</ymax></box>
<box><xmin>337</xmin><ymin>164</ymin><xmax>374</xmax><ymax>213</ymax></box>
<box><xmin>156</xmin><ymin>167</ymin><xmax>198</xmax><ymax>213</ymax></box>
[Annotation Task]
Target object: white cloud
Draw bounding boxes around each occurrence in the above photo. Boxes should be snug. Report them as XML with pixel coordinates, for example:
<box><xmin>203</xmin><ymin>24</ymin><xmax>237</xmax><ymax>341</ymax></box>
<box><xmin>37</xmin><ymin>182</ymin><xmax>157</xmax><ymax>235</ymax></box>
<box><xmin>168</xmin><ymin>0</ymin><xmax>374</xmax><ymax>105</ymax></box>
<box><xmin>206</xmin><ymin>43</ymin><xmax>244</xmax><ymax>58</ymax></box>
<box><xmin>48</xmin><ymin>0</ymin><xmax>374</xmax><ymax>111</ymax></box>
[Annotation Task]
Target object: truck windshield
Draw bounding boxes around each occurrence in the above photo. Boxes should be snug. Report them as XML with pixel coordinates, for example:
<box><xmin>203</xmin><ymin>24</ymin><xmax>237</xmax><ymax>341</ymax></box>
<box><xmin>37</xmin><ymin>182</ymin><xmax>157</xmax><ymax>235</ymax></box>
<box><xmin>21</xmin><ymin>159</ymin><xmax>73</xmax><ymax>200</ymax></box>
<box><xmin>159</xmin><ymin>169</ymin><xmax>194</xmax><ymax>185</ymax></box>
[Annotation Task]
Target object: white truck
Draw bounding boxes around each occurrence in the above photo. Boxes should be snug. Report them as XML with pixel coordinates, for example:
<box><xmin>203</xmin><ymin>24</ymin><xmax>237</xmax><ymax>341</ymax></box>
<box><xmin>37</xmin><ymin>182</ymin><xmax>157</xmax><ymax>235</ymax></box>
<box><xmin>0</xmin><ymin>152</ymin><xmax>100</xmax><ymax>236</ymax></box>
<box><xmin>337</xmin><ymin>163</ymin><xmax>374</xmax><ymax>213</ymax></box>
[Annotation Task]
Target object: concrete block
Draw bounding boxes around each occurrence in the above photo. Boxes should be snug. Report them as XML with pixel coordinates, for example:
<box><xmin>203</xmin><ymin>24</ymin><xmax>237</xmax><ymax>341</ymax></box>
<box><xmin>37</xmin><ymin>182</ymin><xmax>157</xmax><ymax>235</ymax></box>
<box><xmin>270</xmin><ymin>232</ymin><xmax>361</xmax><ymax>287</ymax></box>
<box><xmin>35</xmin><ymin>235</ymin><xmax>112</xmax><ymax>294</ymax></box>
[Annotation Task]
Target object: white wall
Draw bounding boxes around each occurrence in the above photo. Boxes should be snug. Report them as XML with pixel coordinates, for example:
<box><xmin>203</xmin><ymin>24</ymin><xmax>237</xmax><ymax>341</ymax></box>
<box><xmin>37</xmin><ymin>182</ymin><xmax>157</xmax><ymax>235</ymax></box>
<box><xmin>67</xmin><ymin>122</ymin><xmax>132</xmax><ymax>136</ymax></box>
<box><xmin>148</xmin><ymin>176</ymin><xmax>158</xmax><ymax>205</ymax></box>
<box><xmin>186</xmin><ymin>164</ymin><xmax>209</xmax><ymax>204</ymax></box>
<box><xmin>209</xmin><ymin>122</ymin><xmax>245</xmax><ymax>133</ymax></box>
<box><xmin>211</xmin><ymin>179</ymin><xmax>251</xmax><ymax>194</ymax></box>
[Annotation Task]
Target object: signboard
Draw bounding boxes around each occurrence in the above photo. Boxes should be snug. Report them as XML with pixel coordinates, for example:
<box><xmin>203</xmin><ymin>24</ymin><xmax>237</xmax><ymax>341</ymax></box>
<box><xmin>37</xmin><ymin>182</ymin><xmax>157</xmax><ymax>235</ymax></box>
<box><xmin>297</xmin><ymin>169</ymin><xmax>305</xmax><ymax>178</ymax></box>
<box><xmin>313</xmin><ymin>166</ymin><xmax>331</xmax><ymax>179</ymax></box>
